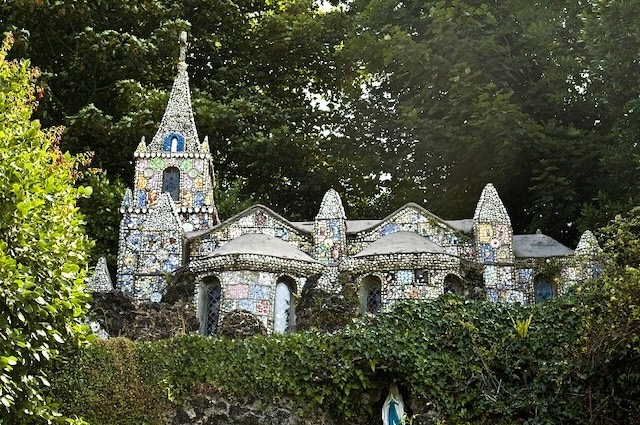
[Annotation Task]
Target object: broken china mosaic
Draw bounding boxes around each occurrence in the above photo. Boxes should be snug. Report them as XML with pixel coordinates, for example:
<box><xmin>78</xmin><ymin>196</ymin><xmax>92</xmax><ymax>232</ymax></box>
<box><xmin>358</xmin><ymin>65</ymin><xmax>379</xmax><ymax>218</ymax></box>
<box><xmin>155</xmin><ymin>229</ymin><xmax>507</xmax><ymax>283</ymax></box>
<box><xmin>104</xmin><ymin>34</ymin><xmax>604</xmax><ymax>336</ymax></box>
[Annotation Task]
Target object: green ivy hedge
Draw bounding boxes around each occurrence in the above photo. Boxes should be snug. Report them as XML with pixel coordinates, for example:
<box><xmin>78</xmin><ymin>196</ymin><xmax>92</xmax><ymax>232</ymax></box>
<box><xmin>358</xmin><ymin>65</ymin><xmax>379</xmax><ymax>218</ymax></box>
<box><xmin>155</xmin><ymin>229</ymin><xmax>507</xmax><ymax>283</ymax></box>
<box><xmin>46</xmin><ymin>270</ymin><xmax>640</xmax><ymax>425</ymax></box>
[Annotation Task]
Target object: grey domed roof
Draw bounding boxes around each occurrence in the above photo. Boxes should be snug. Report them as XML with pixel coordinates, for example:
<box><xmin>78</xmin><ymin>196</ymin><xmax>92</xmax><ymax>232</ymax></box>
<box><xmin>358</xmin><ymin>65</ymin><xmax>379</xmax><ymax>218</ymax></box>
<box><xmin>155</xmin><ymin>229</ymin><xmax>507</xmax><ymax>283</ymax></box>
<box><xmin>353</xmin><ymin>231</ymin><xmax>446</xmax><ymax>257</ymax></box>
<box><xmin>513</xmin><ymin>233</ymin><xmax>574</xmax><ymax>258</ymax></box>
<box><xmin>213</xmin><ymin>233</ymin><xmax>318</xmax><ymax>263</ymax></box>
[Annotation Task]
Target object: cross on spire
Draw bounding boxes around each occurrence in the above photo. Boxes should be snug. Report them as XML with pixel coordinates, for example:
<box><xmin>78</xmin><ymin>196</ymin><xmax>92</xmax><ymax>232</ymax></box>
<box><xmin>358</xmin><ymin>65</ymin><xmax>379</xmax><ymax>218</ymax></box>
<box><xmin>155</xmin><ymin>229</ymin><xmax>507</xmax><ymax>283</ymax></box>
<box><xmin>179</xmin><ymin>31</ymin><xmax>187</xmax><ymax>63</ymax></box>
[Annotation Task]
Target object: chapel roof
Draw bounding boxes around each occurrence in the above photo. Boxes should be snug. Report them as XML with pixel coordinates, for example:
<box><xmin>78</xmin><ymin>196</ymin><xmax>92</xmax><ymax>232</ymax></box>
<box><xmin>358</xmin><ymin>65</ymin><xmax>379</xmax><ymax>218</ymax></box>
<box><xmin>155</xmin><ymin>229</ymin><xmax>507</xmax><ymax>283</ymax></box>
<box><xmin>212</xmin><ymin>233</ymin><xmax>318</xmax><ymax>262</ymax></box>
<box><xmin>186</xmin><ymin>204</ymin><xmax>311</xmax><ymax>240</ymax></box>
<box><xmin>513</xmin><ymin>233</ymin><xmax>574</xmax><ymax>258</ymax></box>
<box><xmin>353</xmin><ymin>231</ymin><xmax>447</xmax><ymax>257</ymax></box>
<box><xmin>187</xmin><ymin>233</ymin><xmax>324</xmax><ymax>276</ymax></box>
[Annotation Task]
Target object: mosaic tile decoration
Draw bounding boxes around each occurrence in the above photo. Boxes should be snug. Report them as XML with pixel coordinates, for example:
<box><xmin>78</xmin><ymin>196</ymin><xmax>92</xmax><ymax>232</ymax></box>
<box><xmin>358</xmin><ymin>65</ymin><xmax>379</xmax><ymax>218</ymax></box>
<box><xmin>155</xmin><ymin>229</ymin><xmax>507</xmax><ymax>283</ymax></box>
<box><xmin>110</xmin><ymin>31</ymin><xmax>604</xmax><ymax>329</ymax></box>
<box><xmin>87</xmin><ymin>257</ymin><xmax>113</xmax><ymax>293</ymax></box>
<box><xmin>147</xmin><ymin>32</ymin><xmax>199</xmax><ymax>153</ymax></box>
<box><xmin>116</xmin><ymin>193</ymin><xmax>184</xmax><ymax>301</ymax></box>
<box><xmin>190</xmin><ymin>206</ymin><xmax>312</xmax><ymax>259</ymax></box>
<box><xmin>347</xmin><ymin>204</ymin><xmax>472</xmax><ymax>259</ymax></box>
<box><xmin>195</xmin><ymin>271</ymin><xmax>303</xmax><ymax>333</ymax></box>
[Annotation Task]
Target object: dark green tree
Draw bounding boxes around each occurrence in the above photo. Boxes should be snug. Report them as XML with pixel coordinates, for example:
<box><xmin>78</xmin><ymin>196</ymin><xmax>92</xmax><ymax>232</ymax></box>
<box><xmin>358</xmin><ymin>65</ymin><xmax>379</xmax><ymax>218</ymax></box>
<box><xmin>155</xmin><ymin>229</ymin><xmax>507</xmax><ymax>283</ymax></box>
<box><xmin>1</xmin><ymin>0</ymin><xmax>352</xmax><ymax>222</ymax></box>
<box><xmin>330</xmin><ymin>0</ymin><xmax>640</xmax><ymax>243</ymax></box>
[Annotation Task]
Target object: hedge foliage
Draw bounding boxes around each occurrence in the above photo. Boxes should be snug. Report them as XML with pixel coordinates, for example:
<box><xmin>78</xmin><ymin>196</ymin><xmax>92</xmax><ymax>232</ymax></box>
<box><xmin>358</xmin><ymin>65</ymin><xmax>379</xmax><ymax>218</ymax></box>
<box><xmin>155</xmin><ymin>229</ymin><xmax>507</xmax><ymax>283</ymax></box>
<box><xmin>46</xmin><ymin>268</ymin><xmax>640</xmax><ymax>425</ymax></box>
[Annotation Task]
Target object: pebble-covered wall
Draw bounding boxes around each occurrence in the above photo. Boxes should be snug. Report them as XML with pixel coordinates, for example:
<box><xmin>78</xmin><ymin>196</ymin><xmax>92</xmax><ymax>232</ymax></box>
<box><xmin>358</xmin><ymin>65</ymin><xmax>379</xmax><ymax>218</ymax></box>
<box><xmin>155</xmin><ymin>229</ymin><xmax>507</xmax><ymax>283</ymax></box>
<box><xmin>117</xmin><ymin>194</ymin><xmax>184</xmax><ymax>301</ymax></box>
<box><xmin>110</xmin><ymin>35</ymin><xmax>604</xmax><ymax>334</ymax></box>
<box><xmin>189</xmin><ymin>207</ymin><xmax>313</xmax><ymax>259</ymax></box>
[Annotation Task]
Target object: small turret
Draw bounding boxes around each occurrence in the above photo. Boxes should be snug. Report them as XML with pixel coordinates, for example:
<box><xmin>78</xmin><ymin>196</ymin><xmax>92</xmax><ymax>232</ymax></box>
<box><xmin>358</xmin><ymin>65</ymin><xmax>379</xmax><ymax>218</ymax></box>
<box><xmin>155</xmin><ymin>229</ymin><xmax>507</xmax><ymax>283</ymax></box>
<box><xmin>574</xmin><ymin>230</ymin><xmax>603</xmax><ymax>280</ymax></box>
<box><xmin>314</xmin><ymin>189</ymin><xmax>347</xmax><ymax>266</ymax></box>
<box><xmin>472</xmin><ymin>183</ymin><xmax>517</xmax><ymax>302</ymax></box>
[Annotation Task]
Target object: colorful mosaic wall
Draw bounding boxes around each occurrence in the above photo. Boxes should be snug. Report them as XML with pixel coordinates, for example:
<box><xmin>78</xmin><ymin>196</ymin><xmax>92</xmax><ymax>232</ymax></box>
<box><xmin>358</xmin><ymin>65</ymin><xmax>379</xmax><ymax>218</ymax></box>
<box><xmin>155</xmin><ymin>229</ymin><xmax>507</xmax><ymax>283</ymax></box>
<box><xmin>190</xmin><ymin>207</ymin><xmax>312</xmax><ymax>259</ymax></box>
<box><xmin>313</xmin><ymin>190</ymin><xmax>347</xmax><ymax>291</ymax></box>
<box><xmin>347</xmin><ymin>205</ymin><xmax>474</xmax><ymax>260</ymax></box>
<box><xmin>117</xmin><ymin>194</ymin><xmax>184</xmax><ymax>301</ymax></box>
<box><xmin>196</xmin><ymin>271</ymin><xmax>302</xmax><ymax>333</ymax></box>
<box><xmin>472</xmin><ymin>184</ymin><xmax>518</xmax><ymax>303</ymax></box>
<box><xmin>130</xmin><ymin>151</ymin><xmax>215</xmax><ymax>231</ymax></box>
<box><xmin>381</xmin><ymin>269</ymin><xmax>460</xmax><ymax>310</ymax></box>
<box><xmin>314</xmin><ymin>189</ymin><xmax>347</xmax><ymax>265</ymax></box>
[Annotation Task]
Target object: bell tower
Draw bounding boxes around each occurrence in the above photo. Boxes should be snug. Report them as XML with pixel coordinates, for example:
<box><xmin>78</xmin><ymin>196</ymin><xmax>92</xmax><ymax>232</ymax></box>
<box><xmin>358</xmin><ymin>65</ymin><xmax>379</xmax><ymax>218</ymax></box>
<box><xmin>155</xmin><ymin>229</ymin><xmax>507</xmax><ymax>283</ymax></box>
<box><xmin>130</xmin><ymin>31</ymin><xmax>218</xmax><ymax>232</ymax></box>
<box><xmin>116</xmin><ymin>32</ymin><xmax>218</xmax><ymax>301</ymax></box>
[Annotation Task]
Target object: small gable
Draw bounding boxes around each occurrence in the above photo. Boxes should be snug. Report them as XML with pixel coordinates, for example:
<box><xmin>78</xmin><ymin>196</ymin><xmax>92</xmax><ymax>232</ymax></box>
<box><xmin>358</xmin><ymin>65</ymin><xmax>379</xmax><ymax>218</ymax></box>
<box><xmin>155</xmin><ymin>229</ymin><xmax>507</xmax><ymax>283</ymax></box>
<box><xmin>188</xmin><ymin>205</ymin><xmax>312</xmax><ymax>258</ymax></box>
<box><xmin>348</xmin><ymin>204</ymin><xmax>469</xmax><ymax>257</ymax></box>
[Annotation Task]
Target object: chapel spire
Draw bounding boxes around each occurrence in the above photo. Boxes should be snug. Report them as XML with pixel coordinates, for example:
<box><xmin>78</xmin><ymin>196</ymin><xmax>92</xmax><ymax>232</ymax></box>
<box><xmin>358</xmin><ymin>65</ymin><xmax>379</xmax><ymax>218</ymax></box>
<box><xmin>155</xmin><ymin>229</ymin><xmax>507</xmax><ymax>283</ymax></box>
<box><xmin>148</xmin><ymin>31</ymin><xmax>200</xmax><ymax>152</ymax></box>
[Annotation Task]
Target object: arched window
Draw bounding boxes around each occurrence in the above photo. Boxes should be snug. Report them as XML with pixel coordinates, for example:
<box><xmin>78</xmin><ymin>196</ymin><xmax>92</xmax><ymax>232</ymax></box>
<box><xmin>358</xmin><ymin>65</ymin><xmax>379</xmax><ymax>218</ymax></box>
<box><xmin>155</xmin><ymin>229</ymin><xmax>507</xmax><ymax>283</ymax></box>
<box><xmin>534</xmin><ymin>277</ymin><xmax>555</xmax><ymax>303</ymax></box>
<box><xmin>201</xmin><ymin>276</ymin><xmax>221</xmax><ymax>335</ymax></box>
<box><xmin>274</xmin><ymin>276</ymin><xmax>296</xmax><ymax>334</ymax></box>
<box><xmin>444</xmin><ymin>274</ymin><xmax>463</xmax><ymax>295</ymax></box>
<box><xmin>163</xmin><ymin>133</ymin><xmax>185</xmax><ymax>152</ymax></box>
<box><xmin>162</xmin><ymin>167</ymin><xmax>180</xmax><ymax>201</ymax></box>
<box><xmin>360</xmin><ymin>275</ymin><xmax>382</xmax><ymax>314</ymax></box>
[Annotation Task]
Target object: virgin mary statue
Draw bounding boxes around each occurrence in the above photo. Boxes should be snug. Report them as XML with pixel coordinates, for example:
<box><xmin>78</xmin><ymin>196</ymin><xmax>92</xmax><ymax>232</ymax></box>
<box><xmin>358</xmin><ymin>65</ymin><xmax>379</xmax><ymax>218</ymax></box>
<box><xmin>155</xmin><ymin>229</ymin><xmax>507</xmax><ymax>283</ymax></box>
<box><xmin>382</xmin><ymin>383</ymin><xmax>405</xmax><ymax>425</ymax></box>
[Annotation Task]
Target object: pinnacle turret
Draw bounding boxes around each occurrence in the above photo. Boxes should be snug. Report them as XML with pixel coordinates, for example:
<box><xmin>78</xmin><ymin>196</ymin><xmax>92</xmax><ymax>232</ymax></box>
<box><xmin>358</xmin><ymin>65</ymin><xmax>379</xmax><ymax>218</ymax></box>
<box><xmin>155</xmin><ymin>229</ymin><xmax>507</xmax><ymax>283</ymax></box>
<box><xmin>148</xmin><ymin>31</ymin><xmax>200</xmax><ymax>153</ymax></box>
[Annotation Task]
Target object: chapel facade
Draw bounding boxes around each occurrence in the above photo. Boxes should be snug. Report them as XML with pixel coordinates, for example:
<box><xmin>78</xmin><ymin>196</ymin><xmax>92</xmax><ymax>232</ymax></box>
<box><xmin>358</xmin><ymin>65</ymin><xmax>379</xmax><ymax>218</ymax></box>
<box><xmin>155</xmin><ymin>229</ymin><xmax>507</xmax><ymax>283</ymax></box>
<box><xmin>89</xmin><ymin>33</ymin><xmax>602</xmax><ymax>336</ymax></box>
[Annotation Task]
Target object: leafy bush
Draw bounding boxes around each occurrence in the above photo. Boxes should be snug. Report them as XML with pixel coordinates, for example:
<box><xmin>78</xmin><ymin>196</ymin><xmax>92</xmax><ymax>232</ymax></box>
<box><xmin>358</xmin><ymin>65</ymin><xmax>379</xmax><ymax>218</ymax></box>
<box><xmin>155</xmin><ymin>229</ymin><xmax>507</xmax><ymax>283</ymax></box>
<box><xmin>47</xmin><ymin>275</ymin><xmax>640</xmax><ymax>424</ymax></box>
<box><xmin>0</xmin><ymin>33</ymin><xmax>93</xmax><ymax>423</ymax></box>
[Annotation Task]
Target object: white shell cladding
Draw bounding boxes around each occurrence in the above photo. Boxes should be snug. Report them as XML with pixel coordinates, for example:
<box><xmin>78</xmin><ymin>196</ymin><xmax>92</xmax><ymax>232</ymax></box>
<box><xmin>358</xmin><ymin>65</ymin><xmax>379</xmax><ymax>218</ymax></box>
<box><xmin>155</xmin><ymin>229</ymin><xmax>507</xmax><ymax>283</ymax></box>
<box><xmin>110</xmin><ymin>35</ymin><xmax>602</xmax><ymax>335</ymax></box>
<box><xmin>148</xmin><ymin>62</ymin><xmax>199</xmax><ymax>152</ymax></box>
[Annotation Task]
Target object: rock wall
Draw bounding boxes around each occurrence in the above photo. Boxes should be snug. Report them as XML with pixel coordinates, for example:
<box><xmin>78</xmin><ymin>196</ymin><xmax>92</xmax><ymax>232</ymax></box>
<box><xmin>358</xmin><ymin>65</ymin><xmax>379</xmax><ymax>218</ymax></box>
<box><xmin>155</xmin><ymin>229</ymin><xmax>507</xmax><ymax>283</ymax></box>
<box><xmin>165</xmin><ymin>385</ymin><xmax>441</xmax><ymax>425</ymax></box>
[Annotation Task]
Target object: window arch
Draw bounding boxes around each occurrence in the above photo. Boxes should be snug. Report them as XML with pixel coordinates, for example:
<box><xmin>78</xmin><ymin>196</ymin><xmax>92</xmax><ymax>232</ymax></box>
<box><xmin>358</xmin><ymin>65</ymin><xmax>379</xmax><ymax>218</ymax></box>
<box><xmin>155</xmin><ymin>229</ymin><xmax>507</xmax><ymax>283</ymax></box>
<box><xmin>201</xmin><ymin>276</ymin><xmax>221</xmax><ymax>335</ymax></box>
<box><xmin>162</xmin><ymin>167</ymin><xmax>180</xmax><ymax>201</ymax></box>
<box><xmin>163</xmin><ymin>133</ymin><xmax>185</xmax><ymax>152</ymax></box>
<box><xmin>274</xmin><ymin>276</ymin><xmax>296</xmax><ymax>334</ymax></box>
<box><xmin>360</xmin><ymin>275</ymin><xmax>382</xmax><ymax>314</ymax></box>
<box><xmin>444</xmin><ymin>274</ymin><xmax>463</xmax><ymax>295</ymax></box>
<box><xmin>534</xmin><ymin>277</ymin><xmax>556</xmax><ymax>303</ymax></box>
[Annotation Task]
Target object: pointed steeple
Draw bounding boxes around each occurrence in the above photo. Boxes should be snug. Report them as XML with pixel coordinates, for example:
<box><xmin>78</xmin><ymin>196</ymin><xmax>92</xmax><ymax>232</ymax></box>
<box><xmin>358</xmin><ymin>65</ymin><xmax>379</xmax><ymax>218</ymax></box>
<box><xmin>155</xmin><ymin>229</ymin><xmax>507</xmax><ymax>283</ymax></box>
<box><xmin>314</xmin><ymin>189</ymin><xmax>347</xmax><ymax>266</ymax></box>
<box><xmin>148</xmin><ymin>31</ymin><xmax>200</xmax><ymax>152</ymax></box>
<box><xmin>87</xmin><ymin>257</ymin><xmax>114</xmax><ymax>293</ymax></box>
<box><xmin>473</xmin><ymin>183</ymin><xmax>511</xmax><ymax>225</ymax></box>
<box><xmin>316</xmin><ymin>189</ymin><xmax>346</xmax><ymax>220</ymax></box>
<box><xmin>575</xmin><ymin>230</ymin><xmax>601</xmax><ymax>257</ymax></box>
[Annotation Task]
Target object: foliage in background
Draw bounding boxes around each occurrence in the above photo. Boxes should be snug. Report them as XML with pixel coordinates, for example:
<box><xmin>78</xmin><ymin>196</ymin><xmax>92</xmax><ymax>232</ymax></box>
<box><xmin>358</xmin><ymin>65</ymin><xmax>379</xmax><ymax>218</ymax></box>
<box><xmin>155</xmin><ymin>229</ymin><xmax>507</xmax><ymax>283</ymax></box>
<box><xmin>328</xmin><ymin>0</ymin><xmax>640</xmax><ymax>243</ymax></box>
<box><xmin>597</xmin><ymin>206</ymin><xmax>640</xmax><ymax>269</ymax></box>
<box><xmin>77</xmin><ymin>172</ymin><xmax>125</xmax><ymax>269</ymax></box>
<box><xmin>3</xmin><ymin>0</ymin><xmax>640</xmax><ymax>256</ymax></box>
<box><xmin>0</xmin><ymin>34</ymin><xmax>93</xmax><ymax>423</ymax></box>
<box><xmin>47</xmin><ymin>276</ymin><xmax>640</xmax><ymax>425</ymax></box>
<box><xmin>0</xmin><ymin>0</ymin><xmax>352</xmax><ymax>218</ymax></box>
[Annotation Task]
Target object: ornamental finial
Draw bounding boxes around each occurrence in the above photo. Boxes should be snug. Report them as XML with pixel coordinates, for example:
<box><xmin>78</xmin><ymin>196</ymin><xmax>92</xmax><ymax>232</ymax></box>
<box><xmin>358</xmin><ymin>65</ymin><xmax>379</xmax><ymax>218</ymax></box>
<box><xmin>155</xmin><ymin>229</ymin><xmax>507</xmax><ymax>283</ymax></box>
<box><xmin>179</xmin><ymin>31</ymin><xmax>187</xmax><ymax>63</ymax></box>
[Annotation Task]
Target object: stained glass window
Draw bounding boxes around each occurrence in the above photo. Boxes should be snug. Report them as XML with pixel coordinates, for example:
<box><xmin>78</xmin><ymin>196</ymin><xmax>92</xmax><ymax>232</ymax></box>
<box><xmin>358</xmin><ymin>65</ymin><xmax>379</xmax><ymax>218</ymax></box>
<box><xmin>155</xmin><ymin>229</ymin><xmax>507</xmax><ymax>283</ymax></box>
<box><xmin>204</xmin><ymin>279</ymin><xmax>221</xmax><ymax>335</ymax></box>
<box><xmin>205</xmin><ymin>285</ymin><xmax>222</xmax><ymax>335</ymax></box>
<box><xmin>162</xmin><ymin>167</ymin><xmax>180</xmax><ymax>201</ymax></box>
<box><xmin>274</xmin><ymin>279</ymin><xmax>293</xmax><ymax>333</ymax></box>
<box><xmin>534</xmin><ymin>278</ymin><xmax>554</xmax><ymax>303</ymax></box>
<box><xmin>361</xmin><ymin>275</ymin><xmax>382</xmax><ymax>314</ymax></box>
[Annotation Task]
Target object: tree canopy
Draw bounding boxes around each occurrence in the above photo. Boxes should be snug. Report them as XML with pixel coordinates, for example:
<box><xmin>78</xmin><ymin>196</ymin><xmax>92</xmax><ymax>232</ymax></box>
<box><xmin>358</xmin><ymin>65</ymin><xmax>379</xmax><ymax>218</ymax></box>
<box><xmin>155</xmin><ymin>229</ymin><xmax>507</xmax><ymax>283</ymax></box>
<box><xmin>2</xmin><ymin>0</ymin><xmax>640</xmax><ymax>250</ymax></box>
<box><xmin>329</xmin><ymin>0</ymin><xmax>640</xmax><ymax>242</ymax></box>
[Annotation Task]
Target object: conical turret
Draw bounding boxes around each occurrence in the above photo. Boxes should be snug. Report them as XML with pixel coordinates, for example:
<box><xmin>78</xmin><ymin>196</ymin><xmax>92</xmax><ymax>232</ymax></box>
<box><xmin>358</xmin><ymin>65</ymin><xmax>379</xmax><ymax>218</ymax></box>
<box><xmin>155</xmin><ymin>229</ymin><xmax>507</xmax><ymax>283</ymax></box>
<box><xmin>148</xmin><ymin>32</ymin><xmax>200</xmax><ymax>153</ymax></box>
<box><xmin>472</xmin><ymin>183</ymin><xmax>516</xmax><ymax>302</ymax></box>
<box><xmin>314</xmin><ymin>189</ymin><xmax>347</xmax><ymax>266</ymax></box>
